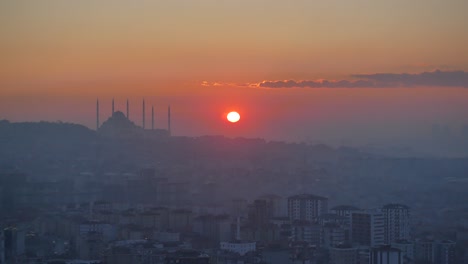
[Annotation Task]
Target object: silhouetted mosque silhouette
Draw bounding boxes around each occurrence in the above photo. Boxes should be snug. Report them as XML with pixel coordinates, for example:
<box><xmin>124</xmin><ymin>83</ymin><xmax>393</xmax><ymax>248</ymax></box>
<box><xmin>96</xmin><ymin>99</ymin><xmax>170</xmax><ymax>138</ymax></box>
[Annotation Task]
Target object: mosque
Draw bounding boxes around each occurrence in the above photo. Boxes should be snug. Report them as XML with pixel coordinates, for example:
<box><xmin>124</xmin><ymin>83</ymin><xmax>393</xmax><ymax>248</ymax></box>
<box><xmin>95</xmin><ymin>99</ymin><xmax>171</xmax><ymax>138</ymax></box>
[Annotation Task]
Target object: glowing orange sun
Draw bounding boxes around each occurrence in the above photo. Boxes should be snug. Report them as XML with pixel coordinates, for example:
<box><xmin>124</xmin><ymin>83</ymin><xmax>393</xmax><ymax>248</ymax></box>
<box><xmin>227</xmin><ymin>111</ymin><xmax>240</xmax><ymax>123</ymax></box>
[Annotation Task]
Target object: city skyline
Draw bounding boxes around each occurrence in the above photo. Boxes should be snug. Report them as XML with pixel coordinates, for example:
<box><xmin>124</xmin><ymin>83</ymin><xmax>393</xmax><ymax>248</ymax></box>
<box><xmin>1</xmin><ymin>2</ymin><xmax>468</xmax><ymax>263</ymax></box>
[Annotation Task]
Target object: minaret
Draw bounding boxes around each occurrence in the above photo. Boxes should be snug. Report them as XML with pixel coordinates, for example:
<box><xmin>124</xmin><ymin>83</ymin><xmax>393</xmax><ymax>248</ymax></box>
<box><xmin>168</xmin><ymin>105</ymin><xmax>171</xmax><ymax>136</ymax></box>
<box><xmin>112</xmin><ymin>98</ymin><xmax>115</xmax><ymax>115</ymax></box>
<box><xmin>96</xmin><ymin>99</ymin><xmax>100</xmax><ymax>130</ymax></box>
<box><xmin>236</xmin><ymin>216</ymin><xmax>241</xmax><ymax>240</ymax></box>
<box><xmin>151</xmin><ymin>106</ymin><xmax>154</xmax><ymax>130</ymax></box>
<box><xmin>126</xmin><ymin>99</ymin><xmax>129</xmax><ymax>119</ymax></box>
<box><xmin>142</xmin><ymin>99</ymin><xmax>146</xmax><ymax>129</ymax></box>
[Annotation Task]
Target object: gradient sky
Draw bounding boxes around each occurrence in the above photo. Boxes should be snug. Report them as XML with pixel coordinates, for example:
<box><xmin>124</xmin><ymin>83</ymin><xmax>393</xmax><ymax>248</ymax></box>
<box><xmin>1</xmin><ymin>1</ymin><xmax>468</xmax><ymax>152</ymax></box>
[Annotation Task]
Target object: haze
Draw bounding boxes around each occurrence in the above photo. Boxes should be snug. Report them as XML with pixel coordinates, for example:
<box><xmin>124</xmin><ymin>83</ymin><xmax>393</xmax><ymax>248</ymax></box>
<box><xmin>1</xmin><ymin>0</ymin><xmax>468</xmax><ymax>156</ymax></box>
<box><xmin>2</xmin><ymin>2</ymin><xmax>468</xmax><ymax>264</ymax></box>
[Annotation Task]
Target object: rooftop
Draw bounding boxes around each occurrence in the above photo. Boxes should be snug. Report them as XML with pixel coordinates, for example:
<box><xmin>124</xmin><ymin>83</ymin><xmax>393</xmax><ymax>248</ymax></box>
<box><xmin>288</xmin><ymin>194</ymin><xmax>328</xmax><ymax>200</ymax></box>
<box><xmin>382</xmin><ymin>204</ymin><xmax>410</xmax><ymax>210</ymax></box>
<box><xmin>331</xmin><ymin>205</ymin><xmax>360</xmax><ymax>211</ymax></box>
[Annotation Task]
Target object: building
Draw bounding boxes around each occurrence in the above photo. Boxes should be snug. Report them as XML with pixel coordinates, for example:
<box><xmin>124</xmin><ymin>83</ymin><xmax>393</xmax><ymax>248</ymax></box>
<box><xmin>391</xmin><ymin>240</ymin><xmax>414</xmax><ymax>264</ymax></box>
<box><xmin>322</xmin><ymin>223</ymin><xmax>346</xmax><ymax>249</ymax></box>
<box><xmin>165</xmin><ymin>250</ymin><xmax>210</xmax><ymax>264</ymax></box>
<box><xmin>330</xmin><ymin>205</ymin><xmax>360</xmax><ymax>228</ymax></box>
<box><xmin>289</xmin><ymin>241</ymin><xmax>316</xmax><ymax>264</ymax></box>
<box><xmin>154</xmin><ymin>231</ymin><xmax>180</xmax><ymax>243</ymax></box>
<box><xmin>248</xmin><ymin>199</ymin><xmax>270</xmax><ymax>228</ymax></box>
<box><xmin>231</xmin><ymin>198</ymin><xmax>248</xmax><ymax>218</ymax></box>
<box><xmin>291</xmin><ymin>221</ymin><xmax>321</xmax><ymax>246</ymax></box>
<box><xmin>166</xmin><ymin>182</ymin><xmax>190</xmax><ymax>208</ymax></box>
<box><xmin>103</xmin><ymin>240</ymin><xmax>166</xmax><ymax>264</ymax></box>
<box><xmin>220</xmin><ymin>241</ymin><xmax>256</xmax><ymax>256</ymax></box>
<box><xmin>76</xmin><ymin>231</ymin><xmax>105</xmax><ymax>260</ymax></box>
<box><xmin>0</xmin><ymin>173</ymin><xmax>28</xmax><ymax>211</ymax></box>
<box><xmin>357</xmin><ymin>247</ymin><xmax>371</xmax><ymax>264</ymax></box>
<box><xmin>96</xmin><ymin>99</ymin><xmax>171</xmax><ymax>137</ymax></box>
<box><xmin>436</xmin><ymin>240</ymin><xmax>456</xmax><ymax>264</ymax></box>
<box><xmin>168</xmin><ymin>209</ymin><xmax>193</xmax><ymax>232</ymax></box>
<box><xmin>382</xmin><ymin>204</ymin><xmax>410</xmax><ymax>244</ymax></box>
<box><xmin>351</xmin><ymin>209</ymin><xmax>384</xmax><ymax>247</ymax></box>
<box><xmin>329</xmin><ymin>245</ymin><xmax>357</xmax><ymax>264</ymax></box>
<box><xmin>257</xmin><ymin>194</ymin><xmax>287</xmax><ymax>218</ymax></box>
<box><xmin>3</xmin><ymin>226</ymin><xmax>26</xmax><ymax>263</ymax></box>
<box><xmin>371</xmin><ymin>245</ymin><xmax>403</xmax><ymax>264</ymax></box>
<box><xmin>78</xmin><ymin>220</ymin><xmax>116</xmax><ymax>242</ymax></box>
<box><xmin>415</xmin><ymin>239</ymin><xmax>435</xmax><ymax>263</ymax></box>
<box><xmin>288</xmin><ymin>194</ymin><xmax>328</xmax><ymax>222</ymax></box>
<box><xmin>193</xmin><ymin>214</ymin><xmax>231</xmax><ymax>245</ymax></box>
<box><xmin>0</xmin><ymin>228</ymin><xmax>4</xmax><ymax>264</ymax></box>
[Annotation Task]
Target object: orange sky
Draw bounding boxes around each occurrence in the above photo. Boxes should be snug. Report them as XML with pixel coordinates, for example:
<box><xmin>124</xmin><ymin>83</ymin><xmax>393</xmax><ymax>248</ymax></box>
<box><xmin>1</xmin><ymin>1</ymin><xmax>468</xmax><ymax>150</ymax></box>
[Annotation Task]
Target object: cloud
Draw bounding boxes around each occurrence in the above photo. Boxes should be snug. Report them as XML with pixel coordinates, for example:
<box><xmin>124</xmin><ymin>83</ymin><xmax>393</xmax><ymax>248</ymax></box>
<box><xmin>232</xmin><ymin>70</ymin><xmax>468</xmax><ymax>89</ymax></box>
<box><xmin>201</xmin><ymin>81</ymin><xmax>254</xmax><ymax>88</ymax></box>
<box><xmin>257</xmin><ymin>79</ymin><xmax>376</xmax><ymax>88</ymax></box>
<box><xmin>352</xmin><ymin>70</ymin><xmax>468</xmax><ymax>88</ymax></box>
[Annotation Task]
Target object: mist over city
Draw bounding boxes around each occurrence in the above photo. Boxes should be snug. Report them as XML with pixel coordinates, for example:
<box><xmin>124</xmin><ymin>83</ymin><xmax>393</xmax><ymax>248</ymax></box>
<box><xmin>1</xmin><ymin>1</ymin><xmax>468</xmax><ymax>264</ymax></box>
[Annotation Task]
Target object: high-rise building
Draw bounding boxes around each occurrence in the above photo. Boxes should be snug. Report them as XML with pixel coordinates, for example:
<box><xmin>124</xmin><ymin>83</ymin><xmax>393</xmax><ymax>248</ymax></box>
<box><xmin>331</xmin><ymin>205</ymin><xmax>361</xmax><ymax>228</ymax></box>
<box><xmin>436</xmin><ymin>240</ymin><xmax>456</xmax><ymax>264</ymax></box>
<box><xmin>371</xmin><ymin>245</ymin><xmax>403</xmax><ymax>264</ymax></box>
<box><xmin>288</xmin><ymin>194</ymin><xmax>328</xmax><ymax>222</ymax></box>
<box><xmin>358</xmin><ymin>247</ymin><xmax>371</xmax><ymax>264</ymax></box>
<box><xmin>415</xmin><ymin>239</ymin><xmax>435</xmax><ymax>263</ymax></box>
<box><xmin>258</xmin><ymin>194</ymin><xmax>287</xmax><ymax>218</ymax></box>
<box><xmin>351</xmin><ymin>209</ymin><xmax>385</xmax><ymax>247</ymax></box>
<box><xmin>392</xmin><ymin>240</ymin><xmax>414</xmax><ymax>264</ymax></box>
<box><xmin>3</xmin><ymin>226</ymin><xmax>26</xmax><ymax>263</ymax></box>
<box><xmin>0</xmin><ymin>228</ymin><xmax>5</xmax><ymax>264</ymax></box>
<box><xmin>382</xmin><ymin>204</ymin><xmax>410</xmax><ymax>244</ymax></box>
<box><xmin>248</xmin><ymin>199</ymin><xmax>270</xmax><ymax>228</ymax></box>
<box><xmin>291</xmin><ymin>221</ymin><xmax>321</xmax><ymax>246</ymax></box>
<box><xmin>231</xmin><ymin>198</ymin><xmax>248</xmax><ymax>218</ymax></box>
<box><xmin>322</xmin><ymin>223</ymin><xmax>346</xmax><ymax>249</ymax></box>
<box><xmin>329</xmin><ymin>245</ymin><xmax>357</xmax><ymax>264</ymax></box>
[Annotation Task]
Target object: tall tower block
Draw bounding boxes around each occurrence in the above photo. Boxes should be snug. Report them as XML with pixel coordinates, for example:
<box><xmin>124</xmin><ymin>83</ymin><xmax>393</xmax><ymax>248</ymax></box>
<box><xmin>168</xmin><ymin>105</ymin><xmax>171</xmax><ymax>136</ymax></box>
<box><xmin>96</xmin><ymin>99</ymin><xmax>100</xmax><ymax>130</ymax></box>
<box><xmin>142</xmin><ymin>99</ymin><xmax>146</xmax><ymax>129</ymax></box>
<box><xmin>126</xmin><ymin>99</ymin><xmax>129</xmax><ymax>119</ymax></box>
<box><xmin>151</xmin><ymin>106</ymin><xmax>154</xmax><ymax>130</ymax></box>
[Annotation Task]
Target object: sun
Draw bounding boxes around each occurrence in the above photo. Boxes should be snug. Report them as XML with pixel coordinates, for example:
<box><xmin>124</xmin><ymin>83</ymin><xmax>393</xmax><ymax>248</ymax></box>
<box><xmin>227</xmin><ymin>111</ymin><xmax>240</xmax><ymax>123</ymax></box>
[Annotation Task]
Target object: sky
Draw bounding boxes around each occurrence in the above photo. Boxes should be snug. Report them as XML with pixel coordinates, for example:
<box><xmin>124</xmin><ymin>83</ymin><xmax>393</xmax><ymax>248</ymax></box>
<box><xmin>1</xmin><ymin>1</ymin><xmax>468</xmax><ymax>153</ymax></box>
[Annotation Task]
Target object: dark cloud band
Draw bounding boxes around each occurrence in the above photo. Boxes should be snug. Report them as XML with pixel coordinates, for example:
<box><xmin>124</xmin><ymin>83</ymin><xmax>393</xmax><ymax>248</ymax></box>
<box><xmin>257</xmin><ymin>70</ymin><xmax>468</xmax><ymax>88</ymax></box>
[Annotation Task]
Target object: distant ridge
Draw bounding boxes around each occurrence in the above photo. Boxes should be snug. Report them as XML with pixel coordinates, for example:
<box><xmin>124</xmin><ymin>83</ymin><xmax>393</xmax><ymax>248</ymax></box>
<box><xmin>0</xmin><ymin>119</ymin><xmax>93</xmax><ymax>139</ymax></box>
<box><xmin>0</xmin><ymin>119</ymin><xmax>96</xmax><ymax>159</ymax></box>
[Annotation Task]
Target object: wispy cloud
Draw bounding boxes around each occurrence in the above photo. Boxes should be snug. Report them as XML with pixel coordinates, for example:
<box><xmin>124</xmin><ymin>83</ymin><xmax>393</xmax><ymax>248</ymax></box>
<box><xmin>201</xmin><ymin>81</ymin><xmax>255</xmax><ymax>88</ymax></box>
<box><xmin>202</xmin><ymin>70</ymin><xmax>468</xmax><ymax>89</ymax></box>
